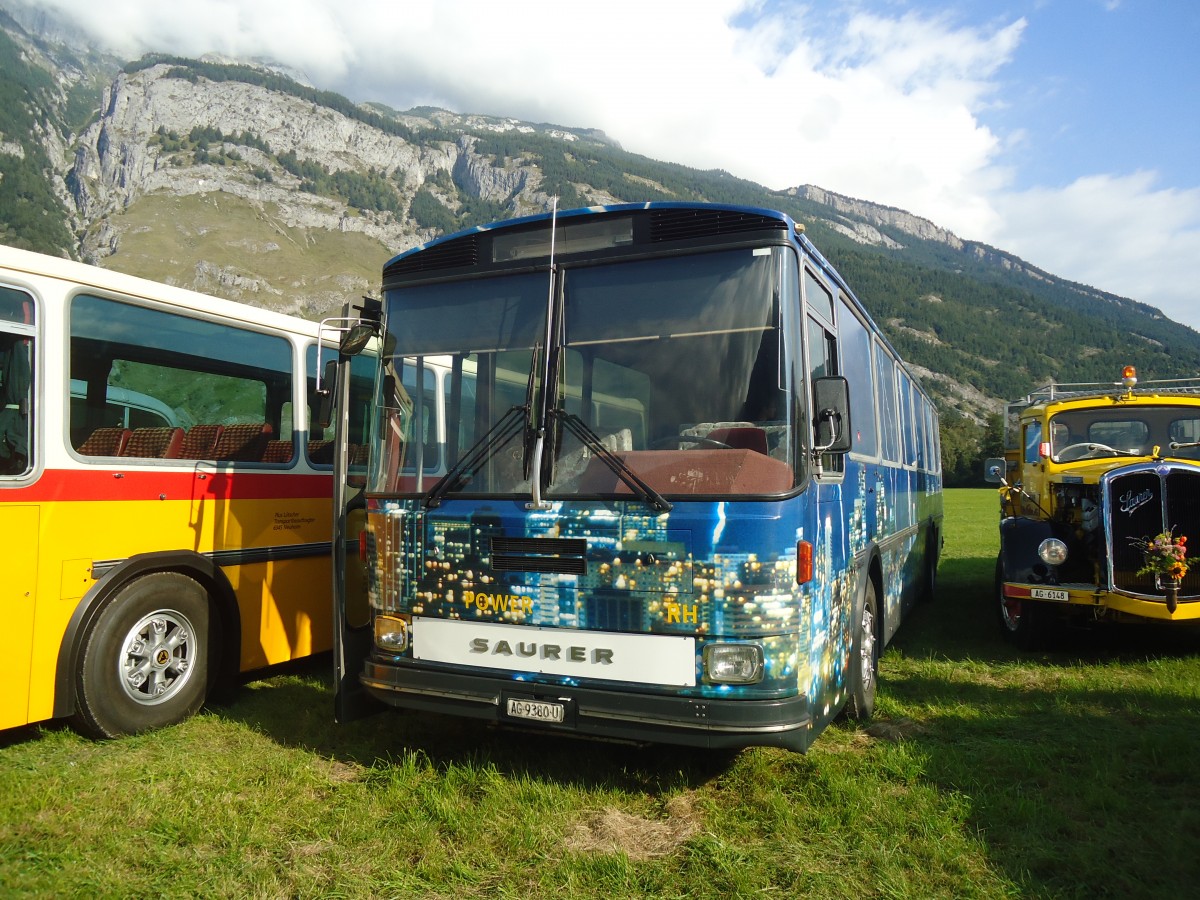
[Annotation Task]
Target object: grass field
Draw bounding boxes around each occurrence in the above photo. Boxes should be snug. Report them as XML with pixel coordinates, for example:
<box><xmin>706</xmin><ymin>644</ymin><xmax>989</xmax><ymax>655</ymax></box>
<box><xmin>3</xmin><ymin>488</ymin><xmax>1199</xmax><ymax>898</ymax></box>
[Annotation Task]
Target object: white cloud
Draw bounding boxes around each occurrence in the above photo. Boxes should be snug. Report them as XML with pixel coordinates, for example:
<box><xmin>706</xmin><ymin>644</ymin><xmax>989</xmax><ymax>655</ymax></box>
<box><xmin>992</xmin><ymin>172</ymin><xmax>1200</xmax><ymax>333</ymax></box>
<box><xmin>14</xmin><ymin>0</ymin><xmax>1200</xmax><ymax>330</ymax></box>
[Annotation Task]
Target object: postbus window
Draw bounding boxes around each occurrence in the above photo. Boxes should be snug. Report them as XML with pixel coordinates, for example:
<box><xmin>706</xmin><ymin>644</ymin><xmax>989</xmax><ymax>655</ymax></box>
<box><xmin>808</xmin><ymin>314</ymin><xmax>843</xmax><ymax>475</ymax></box>
<box><xmin>874</xmin><ymin>342</ymin><xmax>900</xmax><ymax>463</ymax></box>
<box><xmin>839</xmin><ymin>298</ymin><xmax>877</xmax><ymax>457</ymax></box>
<box><xmin>804</xmin><ymin>268</ymin><xmax>834</xmax><ymax>325</ymax></box>
<box><xmin>1024</xmin><ymin>421</ymin><xmax>1042</xmax><ymax>464</ymax></box>
<box><xmin>923</xmin><ymin>401</ymin><xmax>937</xmax><ymax>472</ymax></box>
<box><xmin>906</xmin><ymin>383</ymin><xmax>916</xmax><ymax>466</ymax></box>
<box><xmin>0</xmin><ymin>286</ymin><xmax>34</xmax><ymax>477</ymax></box>
<box><xmin>69</xmin><ymin>294</ymin><xmax>292</xmax><ymax>462</ymax></box>
<box><xmin>1170</xmin><ymin>416</ymin><xmax>1200</xmax><ymax>460</ymax></box>
<box><xmin>308</xmin><ymin>345</ymin><xmax>379</xmax><ymax>469</ymax></box>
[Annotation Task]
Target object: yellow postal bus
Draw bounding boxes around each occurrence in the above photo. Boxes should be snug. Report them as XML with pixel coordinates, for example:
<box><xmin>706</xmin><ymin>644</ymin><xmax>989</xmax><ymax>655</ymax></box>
<box><xmin>0</xmin><ymin>244</ymin><xmax>369</xmax><ymax>737</ymax></box>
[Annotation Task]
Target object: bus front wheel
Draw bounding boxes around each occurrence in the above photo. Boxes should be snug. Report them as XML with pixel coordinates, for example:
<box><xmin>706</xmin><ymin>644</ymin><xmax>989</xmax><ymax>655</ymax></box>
<box><xmin>845</xmin><ymin>579</ymin><xmax>879</xmax><ymax>720</ymax></box>
<box><xmin>71</xmin><ymin>573</ymin><xmax>214</xmax><ymax>739</ymax></box>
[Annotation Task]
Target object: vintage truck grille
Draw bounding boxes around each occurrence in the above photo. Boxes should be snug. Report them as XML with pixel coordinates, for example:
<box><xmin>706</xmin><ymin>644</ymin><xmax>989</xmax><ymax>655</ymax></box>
<box><xmin>1106</xmin><ymin>467</ymin><xmax>1200</xmax><ymax>598</ymax></box>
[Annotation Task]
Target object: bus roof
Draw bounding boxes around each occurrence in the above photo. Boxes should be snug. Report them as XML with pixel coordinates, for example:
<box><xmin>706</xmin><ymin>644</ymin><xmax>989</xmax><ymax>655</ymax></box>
<box><xmin>383</xmin><ymin>201</ymin><xmax>799</xmax><ymax>270</ymax></box>
<box><xmin>0</xmin><ymin>243</ymin><xmax>323</xmax><ymax>338</ymax></box>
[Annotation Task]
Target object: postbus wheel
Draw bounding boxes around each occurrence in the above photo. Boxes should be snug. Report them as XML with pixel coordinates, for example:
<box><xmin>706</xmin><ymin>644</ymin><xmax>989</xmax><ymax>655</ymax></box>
<box><xmin>845</xmin><ymin>579</ymin><xmax>879</xmax><ymax>720</ymax></box>
<box><xmin>71</xmin><ymin>573</ymin><xmax>214</xmax><ymax>739</ymax></box>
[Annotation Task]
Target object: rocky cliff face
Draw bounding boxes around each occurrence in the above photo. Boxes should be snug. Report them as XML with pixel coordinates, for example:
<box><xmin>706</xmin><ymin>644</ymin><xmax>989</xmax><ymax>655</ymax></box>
<box><xmin>69</xmin><ymin>66</ymin><xmax>487</xmax><ymax>257</ymax></box>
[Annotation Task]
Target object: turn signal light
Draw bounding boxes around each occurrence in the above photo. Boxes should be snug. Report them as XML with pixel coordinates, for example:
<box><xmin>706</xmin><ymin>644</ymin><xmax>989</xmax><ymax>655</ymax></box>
<box><xmin>797</xmin><ymin>540</ymin><xmax>813</xmax><ymax>584</ymax></box>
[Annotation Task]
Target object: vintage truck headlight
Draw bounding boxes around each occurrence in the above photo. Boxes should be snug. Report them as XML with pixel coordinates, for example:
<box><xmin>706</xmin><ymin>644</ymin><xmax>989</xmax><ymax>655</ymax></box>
<box><xmin>1038</xmin><ymin>538</ymin><xmax>1069</xmax><ymax>566</ymax></box>
<box><xmin>374</xmin><ymin>615</ymin><xmax>410</xmax><ymax>652</ymax></box>
<box><xmin>703</xmin><ymin>643</ymin><xmax>764</xmax><ymax>684</ymax></box>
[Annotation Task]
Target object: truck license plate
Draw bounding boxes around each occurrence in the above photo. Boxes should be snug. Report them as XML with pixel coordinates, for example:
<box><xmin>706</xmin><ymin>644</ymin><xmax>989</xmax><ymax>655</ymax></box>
<box><xmin>505</xmin><ymin>698</ymin><xmax>565</xmax><ymax>724</ymax></box>
<box><xmin>1031</xmin><ymin>588</ymin><xmax>1069</xmax><ymax>602</ymax></box>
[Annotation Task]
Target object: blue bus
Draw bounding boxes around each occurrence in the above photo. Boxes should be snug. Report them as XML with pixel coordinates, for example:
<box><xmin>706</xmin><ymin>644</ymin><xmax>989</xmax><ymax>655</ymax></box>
<box><xmin>330</xmin><ymin>202</ymin><xmax>943</xmax><ymax>751</ymax></box>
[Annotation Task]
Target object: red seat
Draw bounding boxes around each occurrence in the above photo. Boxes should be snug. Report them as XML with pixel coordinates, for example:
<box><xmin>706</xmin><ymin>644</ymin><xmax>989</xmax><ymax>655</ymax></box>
<box><xmin>178</xmin><ymin>424</ymin><xmax>223</xmax><ymax>459</ymax></box>
<box><xmin>212</xmin><ymin>423</ymin><xmax>273</xmax><ymax>461</ymax></box>
<box><xmin>121</xmin><ymin>427</ymin><xmax>184</xmax><ymax>459</ymax></box>
<box><xmin>77</xmin><ymin>427</ymin><xmax>131</xmax><ymax>457</ymax></box>
<box><xmin>261</xmin><ymin>439</ymin><xmax>294</xmax><ymax>464</ymax></box>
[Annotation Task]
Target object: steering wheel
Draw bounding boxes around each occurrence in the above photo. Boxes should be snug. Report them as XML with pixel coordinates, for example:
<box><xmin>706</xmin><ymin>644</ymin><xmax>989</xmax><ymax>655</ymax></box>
<box><xmin>651</xmin><ymin>435</ymin><xmax>732</xmax><ymax>450</ymax></box>
<box><xmin>1055</xmin><ymin>441</ymin><xmax>1120</xmax><ymax>461</ymax></box>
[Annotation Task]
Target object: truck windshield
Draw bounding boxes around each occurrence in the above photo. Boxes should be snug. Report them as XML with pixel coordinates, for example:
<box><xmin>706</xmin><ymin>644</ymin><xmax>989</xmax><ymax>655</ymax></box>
<box><xmin>1050</xmin><ymin>407</ymin><xmax>1200</xmax><ymax>462</ymax></box>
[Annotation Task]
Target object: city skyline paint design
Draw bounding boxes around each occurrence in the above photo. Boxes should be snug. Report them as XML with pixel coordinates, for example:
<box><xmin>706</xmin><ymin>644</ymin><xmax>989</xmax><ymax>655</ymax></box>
<box><xmin>366</xmin><ymin>459</ymin><xmax>937</xmax><ymax>715</ymax></box>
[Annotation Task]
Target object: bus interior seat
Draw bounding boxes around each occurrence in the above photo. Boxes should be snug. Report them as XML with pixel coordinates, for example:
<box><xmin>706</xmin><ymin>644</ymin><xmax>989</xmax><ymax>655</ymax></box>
<box><xmin>121</xmin><ymin>426</ymin><xmax>185</xmax><ymax>459</ymax></box>
<box><xmin>178</xmin><ymin>424</ymin><xmax>222</xmax><ymax>458</ymax></box>
<box><xmin>212</xmin><ymin>423</ymin><xmax>273</xmax><ymax>461</ymax></box>
<box><xmin>261</xmin><ymin>439</ymin><xmax>295</xmax><ymax>464</ymax></box>
<box><xmin>307</xmin><ymin>439</ymin><xmax>334</xmax><ymax>464</ymax></box>
<box><xmin>77</xmin><ymin>426</ymin><xmax>131</xmax><ymax>457</ymax></box>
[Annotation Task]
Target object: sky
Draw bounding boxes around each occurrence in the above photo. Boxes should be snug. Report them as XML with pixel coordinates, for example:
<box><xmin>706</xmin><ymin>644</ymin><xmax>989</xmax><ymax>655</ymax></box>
<box><xmin>15</xmin><ymin>0</ymin><xmax>1200</xmax><ymax>331</ymax></box>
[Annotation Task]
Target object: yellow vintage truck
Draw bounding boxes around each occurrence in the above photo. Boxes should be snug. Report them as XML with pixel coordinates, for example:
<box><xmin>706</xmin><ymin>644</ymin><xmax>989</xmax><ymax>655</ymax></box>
<box><xmin>986</xmin><ymin>366</ymin><xmax>1200</xmax><ymax>647</ymax></box>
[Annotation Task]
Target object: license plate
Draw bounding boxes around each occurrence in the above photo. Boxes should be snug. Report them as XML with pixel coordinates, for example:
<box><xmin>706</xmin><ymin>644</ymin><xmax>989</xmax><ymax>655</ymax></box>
<box><xmin>505</xmin><ymin>698</ymin><xmax>565</xmax><ymax>724</ymax></box>
<box><xmin>1032</xmin><ymin>588</ymin><xmax>1069</xmax><ymax>602</ymax></box>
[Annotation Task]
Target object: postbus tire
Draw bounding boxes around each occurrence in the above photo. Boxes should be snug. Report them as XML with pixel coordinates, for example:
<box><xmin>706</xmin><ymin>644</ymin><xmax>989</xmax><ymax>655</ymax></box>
<box><xmin>845</xmin><ymin>579</ymin><xmax>879</xmax><ymax>720</ymax></box>
<box><xmin>919</xmin><ymin>530</ymin><xmax>939</xmax><ymax>603</ymax></box>
<box><xmin>71</xmin><ymin>573</ymin><xmax>214</xmax><ymax>739</ymax></box>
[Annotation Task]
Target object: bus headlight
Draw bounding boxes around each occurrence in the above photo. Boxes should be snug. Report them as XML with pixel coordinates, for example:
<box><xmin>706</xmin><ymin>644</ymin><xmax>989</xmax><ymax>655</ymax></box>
<box><xmin>1038</xmin><ymin>538</ymin><xmax>1069</xmax><ymax>567</ymax></box>
<box><xmin>703</xmin><ymin>643</ymin><xmax>764</xmax><ymax>684</ymax></box>
<box><xmin>374</xmin><ymin>615</ymin><xmax>410</xmax><ymax>652</ymax></box>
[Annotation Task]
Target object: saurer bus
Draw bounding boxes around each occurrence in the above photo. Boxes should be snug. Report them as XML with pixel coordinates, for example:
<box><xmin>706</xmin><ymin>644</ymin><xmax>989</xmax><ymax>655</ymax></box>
<box><xmin>0</xmin><ymin>244</ymin><xmax>370</xmax><ymax>737</ymax></box>
<box><xmin>329</xmin><ymin>203</ymin><xmax>943</xmax><ymax>752</ymax></box>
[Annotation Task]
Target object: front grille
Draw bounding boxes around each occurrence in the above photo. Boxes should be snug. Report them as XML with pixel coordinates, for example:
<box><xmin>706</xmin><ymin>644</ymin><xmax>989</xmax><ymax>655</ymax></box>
<box><xmin>585</xmin><ymin>590</ymin><xmax>646</xmax><ymax>631</ymax></box>
<box><xmin>490</xmin><ymin>536</ymin><xmax>587</xmax><ymax>575</ymax></box>
<box><xmin>1107</xmin><ymin>467</ymin><xmax>1200</xmax><ymax>598</ymax></box>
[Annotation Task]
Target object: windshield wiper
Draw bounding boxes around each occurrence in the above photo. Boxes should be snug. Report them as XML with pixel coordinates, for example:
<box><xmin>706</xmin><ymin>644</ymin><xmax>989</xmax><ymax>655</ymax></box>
<box><xmin>424</xmin><ymin>404</ymin><xmax>527</xmax><ymax>509</ymax></box>
<box><xmin>552</xmin><ymin>410</ymin><xmax>673</xmax><ymax>512</ymax></box>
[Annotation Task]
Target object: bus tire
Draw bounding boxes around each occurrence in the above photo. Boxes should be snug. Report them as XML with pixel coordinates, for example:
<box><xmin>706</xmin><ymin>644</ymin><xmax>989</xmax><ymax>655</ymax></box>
<box><xmin>919</xmin><ymin>530</ymin><xmax>939</xmax><ymax>603</ymax></box>
<box><xmin>845</xmin><ymin>578</ymin><xmax>879</xmax><ymax>720</ymax></box>
<box><xmin>71</xmin><ymin>573</ymin><xmax>214</xmax><ymax>739</ymax></box>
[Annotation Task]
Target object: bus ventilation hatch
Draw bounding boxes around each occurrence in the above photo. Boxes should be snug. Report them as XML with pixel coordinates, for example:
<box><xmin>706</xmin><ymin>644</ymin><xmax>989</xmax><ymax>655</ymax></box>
<box><xmin>648</xmin><ymin>208</ymin><xmax>788</xmax><ymax>243</ymax></box>
<box><xmin>490</xmin><ymin>536</ymin><xmax>588</xmax><ymax>575</ymax></box>
<box><xmin>385</xmin><ymin>235</ymin><xmax>481</xmax><ymax>278</ymax></box>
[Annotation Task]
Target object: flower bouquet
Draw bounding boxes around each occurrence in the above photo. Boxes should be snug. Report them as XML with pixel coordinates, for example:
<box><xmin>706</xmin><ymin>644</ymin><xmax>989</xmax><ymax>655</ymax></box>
<box><xmin>1130</xmin><ymin>528</ymin><xmax>1188</xmax><ymax>612</ymax></box>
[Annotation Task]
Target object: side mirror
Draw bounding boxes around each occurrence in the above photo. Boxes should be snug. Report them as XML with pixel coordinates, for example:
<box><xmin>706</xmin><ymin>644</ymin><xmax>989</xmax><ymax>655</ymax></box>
<box><xmin>314</xmin><ymin>359</ymin><xmax>338</xmax><ymax>430</ymax></box>
<box><xmin>813</xmin><ymin>376</ymin><xmax>852</xmax><ymax>454</ymax></box>
<box><xmin>984</xmin><ymin>457</ymin><xmax>1007</xmax><ymax>484</ymax></box>
<box><xmin>340</xmin><ymin>322</ymin><xmax>377</xmax><ymax>357</ymax></box>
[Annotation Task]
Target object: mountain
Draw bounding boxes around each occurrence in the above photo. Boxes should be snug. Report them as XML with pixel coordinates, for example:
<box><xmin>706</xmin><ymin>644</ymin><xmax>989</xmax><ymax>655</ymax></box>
<box><xmin>4</xmin><ymin>7</ymin><xmax>1199</xmax><ymax>454</ymax></box>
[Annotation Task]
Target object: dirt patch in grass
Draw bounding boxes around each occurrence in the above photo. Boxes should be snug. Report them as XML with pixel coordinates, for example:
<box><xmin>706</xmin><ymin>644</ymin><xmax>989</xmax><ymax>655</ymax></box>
<box><xmin>564</xmin><ymin>794</ymin><xmax>700</xmax><ymax>860</ymax></box>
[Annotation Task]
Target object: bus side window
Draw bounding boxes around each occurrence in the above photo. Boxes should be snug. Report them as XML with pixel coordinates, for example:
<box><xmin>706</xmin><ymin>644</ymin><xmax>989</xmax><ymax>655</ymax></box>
<box><xmin>0</xmin><ymin>287</ymin><xmax>34</xmax><ymax>476</ymax></box>
<box><xmin>0</xmin><ymin>334</ymin><xmax>33</xmax><ymax>475</ymax></box>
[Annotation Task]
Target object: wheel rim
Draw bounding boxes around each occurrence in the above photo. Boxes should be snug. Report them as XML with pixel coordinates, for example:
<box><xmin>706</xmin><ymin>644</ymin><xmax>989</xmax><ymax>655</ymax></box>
<box><xmin>117</xmin><ymin>608</ymin><xmax>198</xmax><ymax>706</ymax></box>
<box><xmin>859</xmin><ymin>603</ymin><xmax>876</xmax><ymax>691</ymax></box>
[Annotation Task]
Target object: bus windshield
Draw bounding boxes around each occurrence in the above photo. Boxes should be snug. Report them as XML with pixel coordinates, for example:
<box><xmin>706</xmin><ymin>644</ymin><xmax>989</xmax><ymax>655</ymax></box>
<box><xmin>374</xmin><ymin>247</ymin><xmax>796</xmax><ymax>498</ymax></box>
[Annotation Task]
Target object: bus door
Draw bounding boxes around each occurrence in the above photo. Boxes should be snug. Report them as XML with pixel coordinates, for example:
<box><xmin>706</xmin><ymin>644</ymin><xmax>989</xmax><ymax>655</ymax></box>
<box><xmin>0</xmin><ymin>505</ymin><xmax>38</xmax><ymax>730</ymax></box>
<box><xmin>1</xmin><ymin>292</ymin><xmax>37</xmax><ymax>730</ymax></box>
<box><xmin>325</xmin><ymin>308</ymin><xmax>384</xmax><ymax>724</ymax></box>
